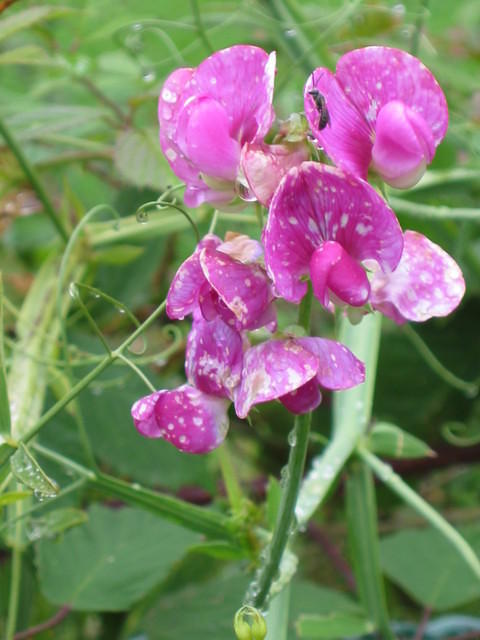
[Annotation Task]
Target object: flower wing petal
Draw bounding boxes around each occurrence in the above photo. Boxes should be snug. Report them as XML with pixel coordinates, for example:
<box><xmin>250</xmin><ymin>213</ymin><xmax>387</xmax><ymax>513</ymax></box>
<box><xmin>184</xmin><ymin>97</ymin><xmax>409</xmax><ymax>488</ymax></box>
<box><xmin>370</xmin><ymin>231</ymin><xmax>465</xmax><ymax>323</ymax></box>
<box><xmin>297</xmin><ymin>338</ymin><xmax>366</xmax><ymax>389</ymax></box>
<box><xmin>234</xmin><ymin>340</ymin><xmax>319</xmax><ymax>418</ymax></box>
<box><xmin>132</xmin><ymin>386</ymin><xmax>230</xmax><ymax>454</ymax></box>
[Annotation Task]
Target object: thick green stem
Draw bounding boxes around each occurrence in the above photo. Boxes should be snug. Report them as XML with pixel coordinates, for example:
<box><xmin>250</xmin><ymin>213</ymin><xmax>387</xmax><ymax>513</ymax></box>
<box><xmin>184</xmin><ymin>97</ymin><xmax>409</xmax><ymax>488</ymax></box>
<box><xmin>217</xmin><ymin>443</ymin><xmax>244</xmax><ymax>516</ymax></box>
<box><xmin>359</xmin><ymin>447</ymin><xmax>480</xmax><ymax>581</ymax></box>
<box><xmin>346</xmin><ymin>462</ymin><xmax>394</xmax><ymax>639</ymax></box>
<box><xmin>0</xmin><ymin>117</ymin><xmax>69</xmax><ymax>243</ymax></box>
<box><xmin>296</xmin><ymin>312</ymin><xmax>382</xmax><ymax>526</ymax></box>
<box><xmin>5</xmin><ymin>542</ymin><xmax>22</xmax><ymax>640</ymax></box>
<box><xmin>249</xmin><ymin>287</ymin><xmax>313</xmax><ymax>609</ymax></box>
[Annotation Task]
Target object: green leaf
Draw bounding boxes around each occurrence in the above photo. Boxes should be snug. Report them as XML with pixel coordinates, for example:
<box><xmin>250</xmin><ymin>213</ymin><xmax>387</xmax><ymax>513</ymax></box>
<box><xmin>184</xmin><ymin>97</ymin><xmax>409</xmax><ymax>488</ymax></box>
<box><xmin>368</xmin><ymin>422</ymin><xmax>435</xmax><ymax>459</ymax></box>
<box><xmin>135</xmin><ymin>574</ymin><xmax>362</xmax><ymax>640</ymax></box>
<box><xmin>0</xmin><ymin>490</ymin><xmax>31</xmax><ymax>507</ymax></box>
<box><xmin>0</xmin><ymin>6</ymin><xmax>73</xmax><ymax>42</ymax></box>
<box><xmin>93</xmin><ymin>244</ymin><xmax>145</xmax><ymax>265</ymax></box>
<box><xmin>36</xmin><ymin>504</ymin><xmax>199</xmax><ymax>610</ymax></box>
<box><xmin>0</xmin><ymin>46</ymin><xmax>54</xmax><ymax>67</ymax></box>
<box><xmin>10</xmin><ymin>444</ymin><xmax>59</xmax><ymax>499</ymax></box>
<box><xmin>380</xmin><ymin>525</ymin><xmax>480</xmax><ymax>610</ymax></box>
<box><xmin>27</xmin><ymin>508</ymin><xmax>88</xmax><ymax>541</ymax></box>
<box><xmin>0</xmin><ymin>275</ymin><xmax>11</xmax><ymax>435</ymax></box>
<box><xmin>114</xmin><ymin>128</ymin><xmax>171</xmax><ymax>189</ymax></box>
<box><xmin>296</xmin><ymin>612</ymin><xmax>374</xmax><ymax>638</ymax></box>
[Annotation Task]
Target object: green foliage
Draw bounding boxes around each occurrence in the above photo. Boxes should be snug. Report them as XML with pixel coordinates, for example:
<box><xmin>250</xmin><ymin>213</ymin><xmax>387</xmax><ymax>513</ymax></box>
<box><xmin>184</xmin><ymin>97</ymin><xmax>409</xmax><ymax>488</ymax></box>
<box><xmin>380</xmin><ymin>525</ymin><xmax>480</xmax><ymax>610</ymax></box>
<box><xmin>36</xmin><ymin>504</ymin><xmax>199</xmax><ymax>610</ymax></box>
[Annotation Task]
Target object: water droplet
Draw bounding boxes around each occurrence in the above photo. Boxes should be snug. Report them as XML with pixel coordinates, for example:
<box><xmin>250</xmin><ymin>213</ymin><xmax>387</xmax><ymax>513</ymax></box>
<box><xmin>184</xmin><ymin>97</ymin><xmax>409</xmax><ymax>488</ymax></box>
<box><xmin>68</xmin><ymin>282</ymin><xmax>78</xmax><ymax>299</ymax></box>
<box><xmin>117</xmin><ymin>307</ymin><xmax>126</xmax><ymax>315</ymax></box>
<box><xmin>284</xmin><ymin>28</ymin><xmax>296</xmax><ymax>38</ymax></box>
<box><xmin>142</xmin><ymin>68</ymin><xmax>156</xmax><ymax>83</ymax></box>
<box><xmin>136</xmin><ymin>209</ymin><xmax>149</xmax><ymax>224</ymax></box>
<box><xmin>287</xmin><ymin>429</ymin><xmax>297</xmax><ymax>447</ymax></box>
<box><xmin>280</xmin><ymin>465</ymin><xmax>290</xmax><ymax>487</ymax></box>
<box><xmin>132</xmin><ymin>22</ymin><xmax>143</xmax><ymax>31</ymax></box>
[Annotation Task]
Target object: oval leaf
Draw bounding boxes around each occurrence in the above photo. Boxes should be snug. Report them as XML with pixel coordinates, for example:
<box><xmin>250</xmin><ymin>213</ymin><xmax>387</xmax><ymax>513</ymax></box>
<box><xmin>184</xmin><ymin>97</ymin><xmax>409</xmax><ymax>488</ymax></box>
<box><xmin>368</xmin><ymin>422</ymin><xmax>435</xmax><ymax>459</ymax></box>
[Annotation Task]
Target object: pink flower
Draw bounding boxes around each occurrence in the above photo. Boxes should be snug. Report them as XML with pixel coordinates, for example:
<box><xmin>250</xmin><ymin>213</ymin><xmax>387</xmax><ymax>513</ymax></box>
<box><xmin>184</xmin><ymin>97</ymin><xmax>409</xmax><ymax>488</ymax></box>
<box><xmin>166</xmin><ymin>233</ymin><xmax>277</xmax><ymax>332</ymax></box>
<box><xmin>370</xmin><ymin>230</ymin><xmax>465</xmax><ymax>323</ymax></box>
<box><xmin>132</xmin><ymin>317</ymin><xmax>243</xmax><ymax>454</ymax></box>
<box><xmin>234</xmin><ymin>337</ymin><xmax>365</xmax><ymax>417</ymax></box>
<box><xmin>263</xmin><ymin>162</ymin><xmax>403</xmax><ymax>310</ymax></box>
<box><xmin>158</xmin><ymin>45</ymin><xmax>276</xmax><ymax>207</ymax></box>
<box><xmin>304</xmin><ymin>47</ymin><xmax>448</xmax><ymax>188</ymax></box>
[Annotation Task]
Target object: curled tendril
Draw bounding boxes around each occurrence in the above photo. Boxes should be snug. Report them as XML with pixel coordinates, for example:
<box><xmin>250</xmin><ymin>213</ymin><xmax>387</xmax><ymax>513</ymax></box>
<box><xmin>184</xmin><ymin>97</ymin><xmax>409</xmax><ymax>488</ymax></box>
<box><xmin>442</xmin><ymin>421</ymin><xmax>480</xmax><ymax>447</ymax></box>
<box><xmin>135</xmin><ymin>184</ymin><xmax>200</xmax><ymax>243</ymax></box>
<box><xmin>68</xmin><ymin>283</ymin><xmax>147</xmax><ymax>356</ymax></box>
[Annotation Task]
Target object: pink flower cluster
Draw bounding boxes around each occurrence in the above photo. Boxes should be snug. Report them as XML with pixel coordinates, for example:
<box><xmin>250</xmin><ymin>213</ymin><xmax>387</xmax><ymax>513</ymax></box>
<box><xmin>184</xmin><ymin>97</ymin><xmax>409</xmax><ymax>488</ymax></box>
<box><xmin>132</xmin><ymin>45</ymin><xmax>465</xmax><ymax>454</ymax></box>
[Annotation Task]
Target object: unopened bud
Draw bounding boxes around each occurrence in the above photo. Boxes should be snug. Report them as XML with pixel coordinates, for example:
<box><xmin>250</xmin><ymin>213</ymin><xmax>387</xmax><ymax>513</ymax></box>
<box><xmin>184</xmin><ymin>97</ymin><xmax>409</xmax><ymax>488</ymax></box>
<box><xmin>234</xmin><ymin>606</ymin><xmax>267</xmax><ymax>640</ymax></box>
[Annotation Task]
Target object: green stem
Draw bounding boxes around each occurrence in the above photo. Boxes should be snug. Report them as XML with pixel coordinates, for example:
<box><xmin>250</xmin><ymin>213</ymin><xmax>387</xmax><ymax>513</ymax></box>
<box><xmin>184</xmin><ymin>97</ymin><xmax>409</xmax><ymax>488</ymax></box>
<box><xmin>359</xmin><ymin>447</ymin><xmax>480</xmax><ymax>581</ymax></box>
<box><xmin>31</xmin><ymin>443</ymin><xmax>243</xmax><ymax>545</ymax></box>
<box><xmin>250</xmin><ymin>287</ymin><xmax>313</xmax><ymax>609</ymax></box>
<box><xmin>388</xmin><ymin>196</ymin><xmax>480</xmax><ymax>221</ymax></box>
<box><xmin>262</xmin><ymin>0</ymin><xmax>318</xmax><ymax>74</ymax></box>
<box><xmin>189</xmin><ymin>0</ymin><xmax>214</xmax><ymax>53</ymax></box>
<box><xmin>217</xmin><ymin>443</ymin><xmax>244</xmax><ymax>515</ymax></box>
<box><xmin>0</xmin><ymin>117</ymin><xmax>69</xmax><ymax>243</ymax></box>
<box><xmin>411</xmin><ymin>0</ymin><xmax>430</xmax><ymax>56</ymax></box>
<box><xmin>265</xmin><ymin>584</ymin><xmax>290</xmax><ymax>640</ymax></box>
<box><xmin>295</xmin><ymin>312</ymin><xmax>382</xmax><ymax>526</ymax></box>
<box><xmin>1</xmin><ymin>301</ymin><xmax>166</xmax><ymax>459</ymax></box>
<box><xmin>402</xmin><ymin>324</ymin><xmax>478</xmax><ymax>397</ymax></box>
<box><xmin>5</xmin><ymin>543</ymin><xmax>22</xmax><ymax>640</ymax></box>
<box><xmin>346</xmin><ymin>462</ymin><xmax>393</xmax><ymax>639</ymax></box>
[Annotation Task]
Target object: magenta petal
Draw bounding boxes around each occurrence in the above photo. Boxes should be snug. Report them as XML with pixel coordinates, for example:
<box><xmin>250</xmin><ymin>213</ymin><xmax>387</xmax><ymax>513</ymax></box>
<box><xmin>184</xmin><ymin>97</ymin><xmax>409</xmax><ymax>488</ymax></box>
<box><xmin>185</xmin><ymin>317</ymin><xmax>243</xmax><ymax>398</ymax></box>
<box><xmin>264</xmin><ymin>162</ymin><xmax>403</xmax><ymax>304</ymax></box>
<box><xmin>336</xmin><ymin>47</ymin><xmax>448</xmax><ymax>147</ymax></box>
<box><xmin>195</xmin><ymin>46</ymin><xmax>276</xmax><ymax>143</ymax></box>
<box><xmin>166</xmin><ymin>235</ymin><xmax>221</xmax><ymax>320</ymax></box>
<box><xmin>310</xmin><ymin>241</ymin><xmax>371</xmax><ymax>308</ymax></box>
<box><xmin>370</xmin><ymin>231</ymin><xmax>465</xmax><ymax>323</ymax></box>
<box><xmin>241</xmin><ymin>142</ymin><xmax>309</xmax><ymax>206</ymax></box>
<box><xmin>280</xmin><ymin>379</ymin><xmax>322</xmax><ymax>414</ymax></box>
<box><xmin>200</xmin><ymin>247</ymin><xmax>274</xmax><ymax>330</ymax></box>
<box><xmin>371</xmin><ymin>101</ymin><xmax>435</xmax><ymax>188</ymax></box>
<box><xmin>132</xmin><ymin>391</ymin><xmax>163</xmax><ymax>438</ymax></box>
<box><xmin>234</xmin><ymin>340</ymin><xmax>319</xmax><ymax>418</ymax></box>
<box><xmin>177</xmin><ymin>97</ymin><xmax>241</xmax><ymax>181</ymax></box>
<box><xmin>296</xmin><ymin>338</ymin><xmax>366</xmax><ymax>389</ymax></box>
<box><xmin>304</xmin><ymin>69</ymin><xmax>372</xmax><ymax>178</ymax></box>
<box><xmin>133</xmin><ymin>385</ymin><xmax>230</xmax><ymax>454</ymax></box>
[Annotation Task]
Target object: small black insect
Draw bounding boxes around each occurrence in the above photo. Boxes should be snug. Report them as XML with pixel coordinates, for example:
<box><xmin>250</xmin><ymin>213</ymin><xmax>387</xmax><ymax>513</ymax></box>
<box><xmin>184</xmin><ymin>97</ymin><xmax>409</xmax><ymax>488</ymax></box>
<box><xmin>308</xmin><ymin>73</ymin><xmax>330</xmax><ymax>130</ymax></box>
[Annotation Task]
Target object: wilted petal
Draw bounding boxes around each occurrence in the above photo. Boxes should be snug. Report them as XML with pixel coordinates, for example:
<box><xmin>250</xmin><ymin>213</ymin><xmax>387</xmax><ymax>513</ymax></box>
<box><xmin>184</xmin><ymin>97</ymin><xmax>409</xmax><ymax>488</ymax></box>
<box><xmin>264</xmin><ymin>162</ymin><xmax>403</xmax><ymax>304</ymax></box>
<box><xmin>166</xmin><ymin>235</ymin><xmax>221</xmax><ymax>319</ymax></box>
<box><xmin>371</xmin><ymin>101</ymin><xmax>435</xmax><ymax>188</ymax></box>
<box><xmin>217</xmin><ymin>233</ymin><xmax>264</xmax><ymax>263</ymax></box>
<box><xmin>185</xmin><ymin>317</ymin><xmax>243</xmax><ymax>398</ymax></box>
<box><xmin>304</xmin><ymin>69</ymin><xmax>372</xmax><ymax>178</ymax></box>
<box><xmin>177</xmin><ymin>97</ymin><xmax>241</xmax><ymax>181</ymax></box>
<box><xmin>296</xmin><ymin>337</ymin><xmax>366</xmax><ymax>389</ymax></box>
<box><xmin>241</xmin><ymin>142</ymin><xmax>309</xmax><ymax>206</ymax></box>
<box><xmin>235</xmin><ymin>340</ymin><xmax>319</xmax><ymax>418</ymax></box>
<box><xmin>370</xmin><ymin>231</ymin><xmax>465</xmax><ymax>323</ymax></box>
<box><xmin>200</xmin><ymin>246</ymin><xmax>275</xmax><ymax>330</ymax></box>
<box><xmin>195</xmin><ymin>46</ymin><xmax>276</xmax><ymax>143</ymax></box>
<box><xmin>280</xmin><ymin>379</ymin><xmax>322</xmax><ymax>414</ymax></box>
<box><xmin>132</xmin><ymin>386</ymin><xmax>230</xmax><ymax>454</ymax></box>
